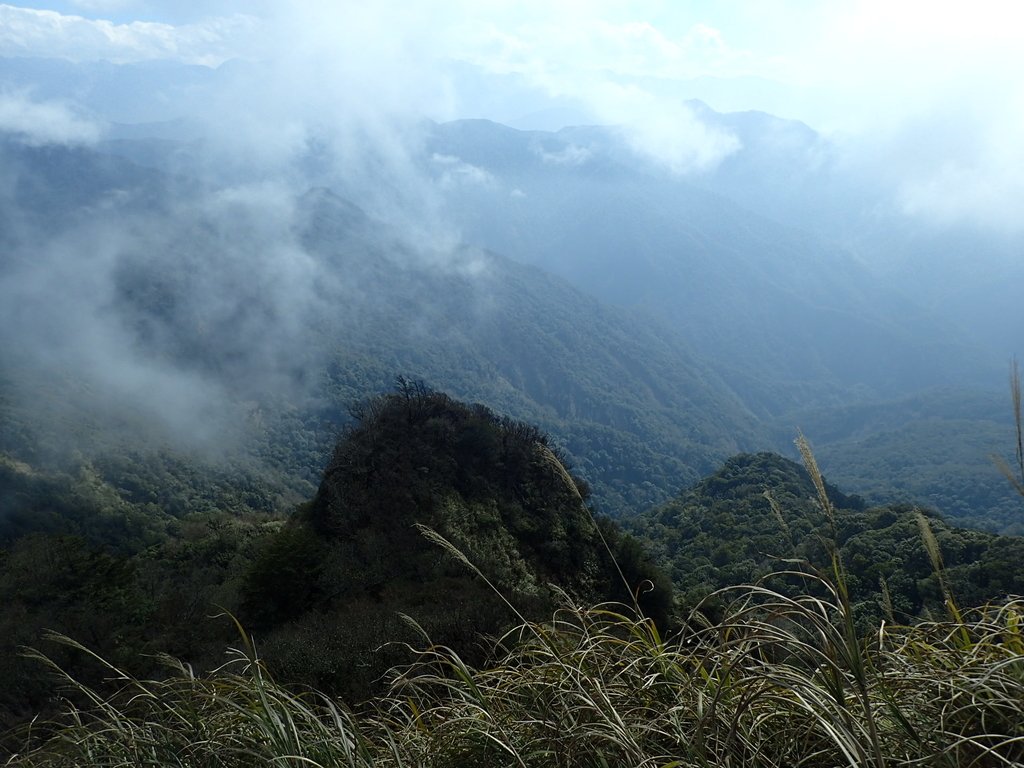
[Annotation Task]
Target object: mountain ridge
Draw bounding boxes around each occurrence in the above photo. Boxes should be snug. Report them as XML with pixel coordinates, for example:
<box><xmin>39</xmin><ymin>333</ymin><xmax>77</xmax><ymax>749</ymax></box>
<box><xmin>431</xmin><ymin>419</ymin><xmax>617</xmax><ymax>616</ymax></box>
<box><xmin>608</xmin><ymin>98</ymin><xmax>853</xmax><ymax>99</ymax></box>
<box><xmin>0</xmin><ymin>136</ymin><xmax>765</xmax><ymax>517</ymax></box>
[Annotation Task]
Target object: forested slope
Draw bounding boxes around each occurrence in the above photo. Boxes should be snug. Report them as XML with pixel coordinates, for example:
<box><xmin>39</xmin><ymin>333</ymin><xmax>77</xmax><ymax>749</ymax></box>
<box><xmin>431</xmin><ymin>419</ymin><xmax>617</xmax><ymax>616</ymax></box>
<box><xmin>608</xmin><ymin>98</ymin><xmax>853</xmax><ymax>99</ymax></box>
<box><xmin>0</xmin><ymin>386</ymin><xmax>667</xmax><ymax>738</ymax></box>
<box><xmin>0</xmin><ymin>138</ymin><xmax>764</xmax><ymax>519</ymax></box>
<box><xmin>630</xmin><ymin>451</ymin><xmax>1024</xmax><ymax>623</ymax></box>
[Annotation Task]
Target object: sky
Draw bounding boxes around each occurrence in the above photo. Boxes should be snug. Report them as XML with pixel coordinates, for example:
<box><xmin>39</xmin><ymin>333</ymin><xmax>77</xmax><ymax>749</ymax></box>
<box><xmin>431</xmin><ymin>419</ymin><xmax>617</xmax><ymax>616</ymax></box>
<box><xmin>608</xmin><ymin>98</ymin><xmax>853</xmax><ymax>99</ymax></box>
<box><xmin>2</xmin><ymin>1</ymin><xmax>1021</xmax><ymax>127</ymax></box>
<box><xmin>1</xmin><ymin>0</ymin><xmax>1023</xmax><ymax>229</ymax></box>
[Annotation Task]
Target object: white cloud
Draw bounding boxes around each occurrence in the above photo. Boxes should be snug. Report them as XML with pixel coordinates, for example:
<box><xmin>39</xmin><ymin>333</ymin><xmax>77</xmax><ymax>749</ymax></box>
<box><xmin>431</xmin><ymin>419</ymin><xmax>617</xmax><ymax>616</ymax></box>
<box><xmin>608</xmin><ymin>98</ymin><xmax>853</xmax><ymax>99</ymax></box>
<box><xmin>447</xmin><ymin>12</ymin><xmax>745</xmax><ymax>171</ymax></box>
<box><xmin>893</xmin><ymin>97</ymin><xmax>1024</xmax><ymax>232</ymax></box>
<box><xmin>4</xmin><ymin>0</ymin><xmax>1022</xmax><ymax>227</ymax></box>
<box><xmin>899</xmin><ymin>163</ymin><xmax>1024</xmax><ymax>232</ymax></box>
<box><xmin>450</xmin><ymin>0</ymin><xmax>1024</xmax><ymax>222</ymax></box>
<box><xmin>0</xmin><ymin>2</ymin><xmax>742</xmax><ymax>172</ymax></box>
<box><xmin>0</xmin><ymin>3</ymin><xmax>256</xmax><ymax>64</ymax></box>
<box><xmin>535</xmin><ymin>143</ymin><xmax>592</xmax><ymax>166</ymax></box>
<box><xmin>430</xmin><ymin>153</ymin><xmax>495</xmax><ymax>189</ymax></box>
<box><xmin>0</xmin><ymin>91</ymin><xmax>100</xmax><ymax>143</ymax></box>
<box><xmin>587</xmin><ymin>82</ymin><xmax>740</xmax><ymax>172</ymax></box>
<box><xmin>777</xmin><ymin>0</ymin><xmax>1024</xmax><ymax>230</ymax></box>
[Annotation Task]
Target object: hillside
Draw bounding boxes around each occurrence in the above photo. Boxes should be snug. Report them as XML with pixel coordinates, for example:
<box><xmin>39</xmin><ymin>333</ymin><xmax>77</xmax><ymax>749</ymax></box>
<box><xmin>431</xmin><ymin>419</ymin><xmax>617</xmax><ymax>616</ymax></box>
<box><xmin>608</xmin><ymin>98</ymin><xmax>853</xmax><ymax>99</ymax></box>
<box><xmin>629</xmin><ymin>451</ymin><xmax>1024</xmax><ymax>622</ymax></box>
<box><xmin>0</xmin><ymin>386</ymin><xmax>668</xmax><ymax>734</ymax></box>
<box><xmin>5</xmin><ymin>433</ymin><xmax>1024</xmax><ymax>766</ymax></box>
<box><xmin>783</xmin><ymin>390</ymin><xmax>1024</xmax><ymax>534</ymax></box>
<box><xmin>7</xmin><ymin>117</ymin><xmax>1015</xmax><ymax>530</ymax></box>
<box><xmin>241</xmin><ymin>385</ymin><xmax>670</xmax><ymax>698</ymax></box>
<box><xmin>423</xmin><ymin>118</ymin><xmax>1000</xmax><ymax>414</ymax></box>
<box><xmin>0</xmin><ymin>137</ymin><xmax>764</xmax><ymax>519</ymax></box>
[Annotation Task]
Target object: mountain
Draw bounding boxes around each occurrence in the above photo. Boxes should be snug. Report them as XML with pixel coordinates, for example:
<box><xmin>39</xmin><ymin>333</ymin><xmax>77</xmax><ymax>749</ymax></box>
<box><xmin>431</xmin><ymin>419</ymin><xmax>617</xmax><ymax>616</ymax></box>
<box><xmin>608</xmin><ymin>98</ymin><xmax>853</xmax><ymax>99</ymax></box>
<box><xmin>2</xmin><ymin>72</ymin><xmax>1017</xmax><ymax>529</ymax></box>
<box><xmin>0</xmin><ymin>137</ymin><xmax>764</xmax><ymax>519</ymax></box>
<box><xmin>409</xmin><ymin>114</ymin><xmax>1019</xmax><ymax>530</ymax></box>
<box><xmin>628</xmin><ymin>452</ymin><xmax>1024</xmax><ymax>622</ymax></box>
<box><xmin>0</xmin><ymin>385</ymin><xmax>670</xmax><ymax>727</ymax></box>
<box><xmin>780</xmin><ymin>390</ymin><xmax>1024</xmax><ymax>534</ymax></box>
<box><xmin>422</xmin><ymin>118</ymin><xmax>1001</xmax><ymax>415</ymax></box>
<box><xmin>241</xmin><ymin>386</ymin><xmax>671</xmax><ymax>699</ymax></box>
<box><xmin>0</xmin><ymin>57</ymin><xmax>227</xmax><ymax>125</ymax></box>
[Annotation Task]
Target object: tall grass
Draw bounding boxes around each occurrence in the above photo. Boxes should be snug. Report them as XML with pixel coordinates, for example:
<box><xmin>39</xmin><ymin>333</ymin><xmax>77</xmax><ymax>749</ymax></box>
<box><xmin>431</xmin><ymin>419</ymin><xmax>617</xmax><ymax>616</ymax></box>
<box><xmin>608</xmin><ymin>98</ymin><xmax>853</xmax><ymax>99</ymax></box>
<box><xmin>5</xmin><ymin>627</ymin><xmax>380</xmax><ymax>767</ymax></box>
<box><xmin>993</xmin><ymin>357</ymin><xmax>1024</xmax><ymax>498</ymax></box>
<box><xmin>7</xmin><ymin>580</ymin><xmax>1023</xmax><ymax>766</ymax></box>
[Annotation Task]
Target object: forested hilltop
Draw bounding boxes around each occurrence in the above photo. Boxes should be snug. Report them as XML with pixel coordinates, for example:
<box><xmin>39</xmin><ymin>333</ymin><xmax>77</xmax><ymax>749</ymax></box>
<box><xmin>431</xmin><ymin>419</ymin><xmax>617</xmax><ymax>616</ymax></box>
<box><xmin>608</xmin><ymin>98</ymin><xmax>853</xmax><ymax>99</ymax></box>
<box><xmin>629</xmin><ymin>451</ymin><xmax>1024</xmax><ymax>621</ymax></box>
<box><xmin>0</xmin><ymin>385</ymin><xmax>669</xmax><ymax>738</ymax></box>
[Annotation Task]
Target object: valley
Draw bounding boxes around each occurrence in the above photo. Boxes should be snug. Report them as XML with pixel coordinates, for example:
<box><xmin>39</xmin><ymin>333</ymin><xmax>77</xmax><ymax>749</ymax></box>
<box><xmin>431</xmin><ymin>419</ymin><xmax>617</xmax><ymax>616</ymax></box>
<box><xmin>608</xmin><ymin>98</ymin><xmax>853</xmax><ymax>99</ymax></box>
<box><xmin>1</xmin><ymin>13</ymin><xmax>1023</xmax><ymax>762</ymax></box>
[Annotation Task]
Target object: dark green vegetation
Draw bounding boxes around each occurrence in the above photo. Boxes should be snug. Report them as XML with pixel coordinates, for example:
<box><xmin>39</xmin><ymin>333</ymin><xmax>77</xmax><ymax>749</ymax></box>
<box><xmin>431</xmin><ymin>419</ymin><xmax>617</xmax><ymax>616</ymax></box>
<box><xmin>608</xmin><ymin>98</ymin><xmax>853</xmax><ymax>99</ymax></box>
<box><xmin>4</xmin><ymin>387</ymin><xmax>1024</xmax><ymax>761</ymax></box>
<box><xmin>776</xmin><ymin>388</ymin><xmax>1024</xmax><ymax>534</ymax></box>
<box><xmin>240</xmin><ymin>384</ymin><xmax>670</xmax><ymax>700</ymax></box>
<box><xmin>7</xmin><ymin>469</ymin><xmax>1024</xmax><ymax>765</ymax></box>
<box><xmin>0</xmin><ymin>385</ymin><xmax>667</xmax><ymax>738</ymax></box>
<box><xmin>630</xmin><ymin>451</ymin><xmax>1024</xmax><ymax>623</ymax></box>
<box><xmin>0</xmin><ymin>454</ymin><xmax>275</xmax><ymax>732</ymax></box>
<box><xmin>2</xmin><ymin>90</ymin><xmax>1024</xmax><ymax>763</ymax></box>
<box><xmin>0</xmin><ymin>138</ymin><xmax>762</xmax><ymax>520</ymax></box>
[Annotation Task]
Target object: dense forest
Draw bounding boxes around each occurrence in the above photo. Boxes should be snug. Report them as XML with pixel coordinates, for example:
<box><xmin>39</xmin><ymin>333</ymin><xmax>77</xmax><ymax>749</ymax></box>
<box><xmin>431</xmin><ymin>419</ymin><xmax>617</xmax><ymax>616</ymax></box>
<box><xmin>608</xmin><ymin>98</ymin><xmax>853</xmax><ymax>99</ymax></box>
<box><xmin>629</xmin><ymin>451</ymin><xmax>1024</xmax><ymax>621</ymax></box>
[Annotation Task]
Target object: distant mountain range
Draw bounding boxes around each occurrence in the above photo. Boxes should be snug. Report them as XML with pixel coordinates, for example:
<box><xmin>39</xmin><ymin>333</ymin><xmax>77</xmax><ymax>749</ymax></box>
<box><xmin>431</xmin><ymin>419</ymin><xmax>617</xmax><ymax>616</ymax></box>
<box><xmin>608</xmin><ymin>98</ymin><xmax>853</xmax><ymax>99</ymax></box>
<box><xmin>423</xmin><ymin>118</ymin><xmax>1001</xmax><ymax>413</ymax></box>
<box><xmin>0</xmin><ymin>137</ymin><xmax>765</xmax><ymax>517</ymax></box>
<box><xmin>2</xmin><ymin>55</ymin><xmax>1022</xmax><ymax>530</ymax></box>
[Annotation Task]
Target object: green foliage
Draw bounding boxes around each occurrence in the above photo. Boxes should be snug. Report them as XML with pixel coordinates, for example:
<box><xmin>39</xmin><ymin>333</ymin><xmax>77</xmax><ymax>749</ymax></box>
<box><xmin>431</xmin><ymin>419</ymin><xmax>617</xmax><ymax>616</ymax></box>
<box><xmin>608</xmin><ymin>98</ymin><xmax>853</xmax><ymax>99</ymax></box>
<box><xmin>238</xmin><ymin>384</ymin><xmax>671</xmax><ymax>701</ymax></box>
<box><xmin>0</xmin><ymin>422</ymin><xmax>296</xmax><ymax>733</ymax></box>
<box><xmin>781</xmin><ymin>388</ymin><xmax>1024</xmax><ymax>533</ymax></box>
<box><xmin>241</xmin><ymin>521</ymin><xmax>326</xmax><ymax>625</ymax></box>
<box><xmin>4</xmin><ymin>368</ymin><xmax>1019</xmax><ymax>765</ymax></box>
<box><xmin>630</xmin><ymin>451</ymin><xmax>1024</xmax><ymax>623</ymax></box>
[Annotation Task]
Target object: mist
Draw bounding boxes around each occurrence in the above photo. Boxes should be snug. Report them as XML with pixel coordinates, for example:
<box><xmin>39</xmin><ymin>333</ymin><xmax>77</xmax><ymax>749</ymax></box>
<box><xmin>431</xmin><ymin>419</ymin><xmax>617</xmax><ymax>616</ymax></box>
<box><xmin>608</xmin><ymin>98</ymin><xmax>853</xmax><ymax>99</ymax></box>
<box><xmin>7</xmin><ymin>9</ymin><xmax>1024</xmax><ymax>753</ymax></box>
<box><xmin>0</xmin><ymin>0</ymin><xmax>466</xmax><ymax>459</ymax></box>
<box><xmin>0</xmin><ymin>1</ymin><xmax>1021</xmax><ymax>529</ymax></box>
<box><xmin>6</xmin><ymin>0</ymin><xmax>1021</xmax><ymax>229</ymax></box>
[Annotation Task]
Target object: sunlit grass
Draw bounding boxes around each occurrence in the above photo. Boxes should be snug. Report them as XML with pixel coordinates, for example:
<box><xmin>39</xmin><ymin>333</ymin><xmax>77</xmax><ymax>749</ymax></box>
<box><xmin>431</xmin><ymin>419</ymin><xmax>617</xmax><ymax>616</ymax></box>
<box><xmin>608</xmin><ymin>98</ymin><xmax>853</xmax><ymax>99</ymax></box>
<box><xmin>6</xmin><ymin>578</ymin><xmax>1023</xmax><ymax>767</ymax></box>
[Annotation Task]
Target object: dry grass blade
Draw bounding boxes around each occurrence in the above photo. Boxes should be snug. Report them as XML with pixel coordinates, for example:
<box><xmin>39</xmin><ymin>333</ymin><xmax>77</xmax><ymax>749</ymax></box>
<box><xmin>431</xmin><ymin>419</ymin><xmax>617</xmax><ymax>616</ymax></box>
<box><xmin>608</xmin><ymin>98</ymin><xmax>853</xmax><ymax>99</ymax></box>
<box><xmin>991</xmin><ymin>358</ymin><xmax>1024</xmax><ymax>497</ymax></box>
<box><xmin>795</xmin><ymin>432</ymin><xmax>836</xmax><ymax>531</ymax></box>
<box><xmin>1013</xmin><ymin>357</ymin><xmax>1023</xmax><ymax>486</ymax></box>
<box><xmin>9</xmin><ymin>588</ymin><xmax>1024</xmax><ymax>767</ymax></box>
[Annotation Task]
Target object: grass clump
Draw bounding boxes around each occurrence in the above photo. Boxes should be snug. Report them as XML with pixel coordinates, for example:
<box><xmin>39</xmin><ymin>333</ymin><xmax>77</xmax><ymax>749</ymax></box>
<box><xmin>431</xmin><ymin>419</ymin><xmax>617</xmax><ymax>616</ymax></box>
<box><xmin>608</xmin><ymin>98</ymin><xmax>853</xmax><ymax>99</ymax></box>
<box><xmin>5</xmin><ymin>627</ymin><xmax>378</xmax><ymax>768</ymax></box>
<box><xmin>6</xmin><ymin>582</ymin><xmax>1024</xmax><ymax>767</ymax></box>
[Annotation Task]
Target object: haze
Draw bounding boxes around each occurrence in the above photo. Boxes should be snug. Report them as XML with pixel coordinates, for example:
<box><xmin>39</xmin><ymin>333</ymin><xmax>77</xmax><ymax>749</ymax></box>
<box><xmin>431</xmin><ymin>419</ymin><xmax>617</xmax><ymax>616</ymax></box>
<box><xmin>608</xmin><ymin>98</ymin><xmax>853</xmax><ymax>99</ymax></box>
<box><xmin>2</xmin><ymin>1</ymin><xmax>1023</xmax><ymax>228</ymax></box>
<box><xmin>2</xmin><ymin>0</ymin><xmax>1023</xmax><ymax>526</ymax></box>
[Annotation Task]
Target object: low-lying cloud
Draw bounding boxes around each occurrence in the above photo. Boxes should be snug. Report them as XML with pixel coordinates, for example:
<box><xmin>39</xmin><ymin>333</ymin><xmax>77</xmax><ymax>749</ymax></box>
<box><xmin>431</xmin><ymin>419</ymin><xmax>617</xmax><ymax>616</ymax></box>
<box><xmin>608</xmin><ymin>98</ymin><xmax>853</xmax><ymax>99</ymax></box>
<box><xmin>431</xmin><ymin>154</ymin><xmax>495</xmax><ymax>190</ymax></box>
<box><xmin>0</xmin><ymin>91</ymin><xmax>99</xmax><ymax>144</ymax></box>
<box><xmin>535</xmin><ymin>143</ymin><xmax>592</xmax><ymax>166</ymax></box>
